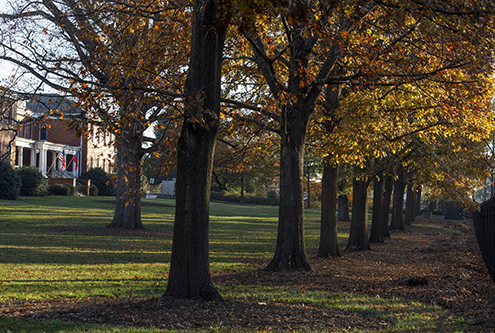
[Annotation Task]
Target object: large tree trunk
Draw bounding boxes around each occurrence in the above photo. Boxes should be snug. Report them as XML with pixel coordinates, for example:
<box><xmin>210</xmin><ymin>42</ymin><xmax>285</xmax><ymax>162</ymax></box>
<box><xmin>337</xmin><ymin>195</ymin><xmax>350</xmax><ymax>221</ymax></box>
<box><xmin>163</xmin><ymin>0</ymin><xmax>227</xmax><ymax>301</ymax></box>
<box><xmin>404</xmin><ymin>183</ymin><xmax>415</xmax><ymax>226</ymax></box>
<box><xmin>108</xmin><ymin>124</ymin><xmax>144</xmax><ymax>229</ymax></box>
<box><xmin>346</xmin><ymin>168</ymin><xmax>371</xmax><ymax>252</ymax></box>
<box><xmin>381</xmin><ymin>175</ymin><xmax>393</xmax><ymax>238</ymax></box>
<box><xmin>318</xmin><ymin>156</ymin><xmax>341</xmax><ymax>257</ymax></box>
<box><xmin>369</xmin><ymin>175</ymin><xmax>384</xmax><ymax>243</ymax></box>
<box><xmin>390</xmin><ymin>170</ymin><xmax>406</xmax><ymax>230</ymax></box>
<box><xmin>264</xmin><ymin>115</ymin><xmax>311</xmax><ymax>271</ymax></box>
<box><xmin>415</xmin><ymin>185</ymin><xmax>422</xmax><ymax>216</ymax></box>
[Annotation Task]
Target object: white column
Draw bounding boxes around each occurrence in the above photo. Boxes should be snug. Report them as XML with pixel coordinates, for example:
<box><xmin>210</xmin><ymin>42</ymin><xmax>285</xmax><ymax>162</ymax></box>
<box><xmin>19</xmin><ymin>147</ymin><xmax>24</xmax><ymax>167</ymax></box>
<box><xmin>30</xmin><ymin>148</ymin><xmax>36</xmax><ymax>167</ymax></box>
<box><xmin>52</xmin><ymin>152</ymin><xmax>57</xmax><ymax>177</ymax></box>
<box><xmin>41</xmin><ymin>149</ymin><xmax>47</xmax><ymax>176</ymax></box>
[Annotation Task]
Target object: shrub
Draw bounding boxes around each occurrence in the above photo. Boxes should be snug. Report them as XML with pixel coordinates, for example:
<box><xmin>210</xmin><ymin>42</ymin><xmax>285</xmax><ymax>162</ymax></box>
<box><xmin>210</xmin><ymin>190</ymin><xmax>280</xmax><ymax>206</ymax></box>
<box><xmin>267</xmin><ymin>190</ymin><xmax>278</xmax><ymax>200</ymax></box>
<box><xmin>48</xmin><ymin>184</ymin><xmax>75</xmax><ymax>196</ymax></box>
<box><xmin>89</xmin><ymin>184</ymin><xmax>99</xmax><ymax>196</ymax></box>
<box><xmin>48</xmin><ymin>184</ymin><xmax>71</xmax><ymax>196</ymax></box>
<box><xmin>62</xmin><ymin>184</ymin><xmax>75</xmax><ymax>196</ymax></box>
<box><xmin>0</xmin><ymin>161</ymin><xmax>21</xmax><ymax>200</ymax></box>
<box><xmin>80</xmin><ymin>168</ymin><xmax>114</xmax><ymax>196</ymax></box>
<box><xmin>16</xmin><ymin>166</ymin><xmax>48</xmax><ymax>196</ymax></box>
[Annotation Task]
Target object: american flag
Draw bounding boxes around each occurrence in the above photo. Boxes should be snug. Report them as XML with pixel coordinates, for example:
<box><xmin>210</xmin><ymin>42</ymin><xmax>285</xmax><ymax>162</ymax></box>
<box><xmin>58</xmin><ymin>149</ymin><xmax>66</xmax><ymax>171</ymax></box>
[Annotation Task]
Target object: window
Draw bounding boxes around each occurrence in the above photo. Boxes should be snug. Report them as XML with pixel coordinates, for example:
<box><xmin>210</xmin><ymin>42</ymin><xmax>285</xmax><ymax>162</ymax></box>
<box><xmin>90</xmin><ymin>157</ymin><xmax>93</xmax><ymax>168</ymax></box>
<box><xmin>102</xmin><ymin>159</ymin><xmax>105</xmax><ymax>171</ymax></box>
<box><xmin>7</xmin><ymin>105</ymin><xmax>13</xmax><ymax>125</ymax></box>
<box><xmin>39</xmin><ymin>127</ymin><xmax>47</xmax><ymax>140</ymax></box>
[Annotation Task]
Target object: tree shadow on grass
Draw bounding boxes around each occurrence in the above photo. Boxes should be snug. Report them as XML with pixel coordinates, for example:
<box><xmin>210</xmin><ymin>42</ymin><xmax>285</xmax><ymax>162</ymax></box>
<box><xmin>1</xmin><ymin>296</ymin><xmax>385</xmax><ymax>332</ymax></box>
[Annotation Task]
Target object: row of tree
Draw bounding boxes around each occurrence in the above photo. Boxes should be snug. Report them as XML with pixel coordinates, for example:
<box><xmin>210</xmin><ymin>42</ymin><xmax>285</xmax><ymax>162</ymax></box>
<box><xmin>2</xmin><ymin>0</ymin><xmax>495</xmax><ymax>300</ymax></box>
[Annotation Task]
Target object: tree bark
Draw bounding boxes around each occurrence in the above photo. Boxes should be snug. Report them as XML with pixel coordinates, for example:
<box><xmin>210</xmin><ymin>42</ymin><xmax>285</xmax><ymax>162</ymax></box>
<box><xmin>390</xmin><ymin>170</ymin><xmax>406</xmax><ymax>230</ymax></box>
<box><xmin>346</xmin><ymin>167</ymin><xmax>371</xmax><ymax>252</ymax></box>
<box><xmin>404</xmin><ymin>183</ymin><xmax>414</xmax><ymax>226</ymax></box>
<box><xmin>108</xmin><ymin>123</ymin><xmax>144</xmax><ymax>229</ymax></box>
<box><xmin>163</xmin><ymin>0</ymin><xmax>227</xmax><ymax>301</ymax></box>
<box><xmin>337</xmin><ymin>195</ymin><xmax>350</xmax><ymax>221</ymax></box>
<box><xmin>264</xmin><ymin>113</ymin><xmax>311</xmax><ymax>271</ymax></box>
<box><xmin>381</xmin><ymin>175</ymin><xmax>393</xmax><ymax>238</ymax></box>
<box><xmin>369</xmin><ymin>175</ymin><xmax>384</xmax><ymax>243</ymax></box>
<box><xmin>318</xmin><ymin>156</ymin><xmax>341</xmax><ymax>257</ymax></box>
<box><xmin>415</xmin><ymin>186</ymin><xmax>422</xmax><ymax>216</ymax></box>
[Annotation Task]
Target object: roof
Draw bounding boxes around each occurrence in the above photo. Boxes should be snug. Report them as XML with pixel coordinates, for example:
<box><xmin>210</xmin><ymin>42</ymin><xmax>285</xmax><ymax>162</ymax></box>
<box><xmin>23</xmin><ymin>94</ymin><xmax>83</xmax><ymax>117</ymax></box>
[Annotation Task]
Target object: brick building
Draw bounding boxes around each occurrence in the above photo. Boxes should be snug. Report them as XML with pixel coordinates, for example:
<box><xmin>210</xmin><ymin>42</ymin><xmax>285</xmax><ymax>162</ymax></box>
<box><xmin>13</xmin><ymin>94</ymin><xmax>115</xmax><ymax>178</ymax></box>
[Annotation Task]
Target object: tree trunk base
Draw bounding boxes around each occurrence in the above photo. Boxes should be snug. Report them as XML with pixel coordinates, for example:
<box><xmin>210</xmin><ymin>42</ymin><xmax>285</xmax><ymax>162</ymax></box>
<box><xmin>262</xmin><ymin>257</ymin><xmax>311</xmax><ymax>272</ymax></box>
<box><xmin>345</xmin><ymin>244</ymin><xmax>371</xmax><ymax>252</ymax></box>
<box><xmin>106</xmin><ymin>221</ymin><xmax>145</xmax><ymax>230</ymax></box>
<box><xmin>369</xmin><ymin>236</ymin><xmax>384</xmax><ymax>244</ymax></box>
<box><xmin>316</xmin><ymin>250</ymin><xmax>341</xmax><ymax>258</ymax></box>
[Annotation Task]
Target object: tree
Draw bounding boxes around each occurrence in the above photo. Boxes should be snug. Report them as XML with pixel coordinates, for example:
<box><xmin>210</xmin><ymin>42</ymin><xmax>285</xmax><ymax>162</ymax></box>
<box><xmin>337</xmin><ymin>165</ymin><xmax>352</xmax><ymax>222</ymax></box>
<box><xmin>229</xmin><ymin>0</ymin><xmax>495</xmax><ymax>266</ymax></box>
<box><xmin>1</xmin><ymin>0</ymin><xmax>188</xmax><ymax>229</ymax></box>
<box><xmin>346</xmin><ymin>164</ymin><xmax>371</xmax><ymax>251</ymax></box>
<box><xmin>381</xmin><ymin>174</ymin><xmax>393</xmax><ymax>238</ymax></box>
<box><xmin>369</xmin><ymin>171</ymin><xmax>384</xmax><ymax>243</ymax></box>
<box><xmin>315</xmin><ymin>75</ymin><xmax>347</xmax><ymax>257</ymax></box>
<box><xmin>317</xmin><ymin>155</ymin><xmax>341</xmax><ymax>257</ymax></box>
<box><xmin>163</xmin><ymin>0</ymin><xmax>228</xmax><ymax>301</ymax></box>
<box><xmin>212</xmin><ymin>123</ymin><xmax>279</xmax><ymax>203</ymax></box>
<box><xmin>238</xmin><ymin>2</ymin><xmax>361</xmax><ymax>271</ymax></box>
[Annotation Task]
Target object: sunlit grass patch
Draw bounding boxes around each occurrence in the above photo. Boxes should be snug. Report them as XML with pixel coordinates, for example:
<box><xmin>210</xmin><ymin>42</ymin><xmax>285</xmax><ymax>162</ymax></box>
<box><xmin>0</xmin><ymin>196</ymin><xmax>469</xmax><ymax>332</ymax></box>
<box><xmin>0</xmin><ymin>263</ymin><xmax>170</xmax><ymax>300</ymax></box>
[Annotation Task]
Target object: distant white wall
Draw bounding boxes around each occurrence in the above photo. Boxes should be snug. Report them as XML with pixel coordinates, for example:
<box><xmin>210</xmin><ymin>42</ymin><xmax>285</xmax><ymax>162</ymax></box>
<box><xmin>161</xmin><ymin>180</ymin><xmax>176</xmax><ymax>197</ymax></box>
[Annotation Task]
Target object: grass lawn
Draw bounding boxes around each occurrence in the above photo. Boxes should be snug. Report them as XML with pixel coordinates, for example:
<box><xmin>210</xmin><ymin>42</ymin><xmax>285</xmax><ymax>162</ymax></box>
<box><xmin>0</xmin><ymin>196</ymin><xmax>479</xmax><ymax>332</ymax></box>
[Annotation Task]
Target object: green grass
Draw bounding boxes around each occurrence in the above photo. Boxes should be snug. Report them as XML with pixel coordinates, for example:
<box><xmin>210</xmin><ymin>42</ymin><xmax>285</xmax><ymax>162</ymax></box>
<box><xmin>0</xmin><ymin>196</ymin><xmax>465</xmax><ymax>332</ymax></box>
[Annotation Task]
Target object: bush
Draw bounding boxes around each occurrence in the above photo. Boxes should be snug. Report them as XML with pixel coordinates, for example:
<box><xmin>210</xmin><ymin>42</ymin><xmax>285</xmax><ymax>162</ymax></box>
<box><xmin>0</xmin><ymin>161</ymin><xmax>21</xmax><ymax>200</ymax></box>
<box><xmin>48</xmin><ymin>184</ymin><xmax>75</xmax><ymax>196</ymax></box>
<box><xmin>16</xmin><ymin>166</ymin><xmax>48</xmax><ymax>196</ymax></box>
<box><xmin>80</xmin><ymin>168</ymin><xmax>114</xmax><ymax>196</ymax></box>
<box><xmin>63</xmin><ymin>184</ymin><xmax>75</xmax><ymax>196</ymax></box>
<box><xmin>210</xmin><ymin>190</ymin><xmax>280</xmax><ymax>206</ymax></box>
<box><xmin>89</xmin><ymin>184</ymin><xmax>99</xmax><ymax>196</ymax></box>
<box><xmin>48</xmin><ymin>184</ymin><xmax>71</xmax><ymax>196</ymax></box>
